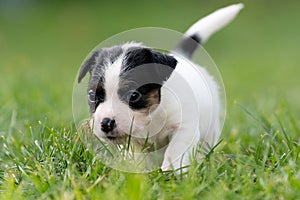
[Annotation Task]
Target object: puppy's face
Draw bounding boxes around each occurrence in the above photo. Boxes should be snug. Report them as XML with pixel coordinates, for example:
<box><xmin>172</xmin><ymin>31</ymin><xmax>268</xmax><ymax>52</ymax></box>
<box><xmin>78</xmin><ymin>44</ymin><xmax>177</xmax><ymax>143</ymax></box>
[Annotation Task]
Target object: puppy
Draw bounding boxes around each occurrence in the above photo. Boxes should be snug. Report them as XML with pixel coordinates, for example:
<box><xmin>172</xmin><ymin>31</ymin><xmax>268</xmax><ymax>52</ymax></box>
<box><xmin>77</xmin><ymin>4</ymin><xmax>243</xmax><ymax>171</ymax></box>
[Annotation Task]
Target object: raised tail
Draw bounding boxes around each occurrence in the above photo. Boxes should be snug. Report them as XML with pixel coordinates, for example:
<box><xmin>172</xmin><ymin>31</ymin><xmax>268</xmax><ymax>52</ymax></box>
<box><xmin>174</xmin><ymin>3</ymin><xmax>244</xmax><ymax>58</ymax></box>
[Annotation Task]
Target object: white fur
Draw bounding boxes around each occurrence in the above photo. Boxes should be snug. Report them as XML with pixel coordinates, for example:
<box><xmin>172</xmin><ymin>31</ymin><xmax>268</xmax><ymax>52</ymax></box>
<box><xmin>159</xmin><ymin>55</ymin><xmax>220</xmax><ymax>170</ymax></box>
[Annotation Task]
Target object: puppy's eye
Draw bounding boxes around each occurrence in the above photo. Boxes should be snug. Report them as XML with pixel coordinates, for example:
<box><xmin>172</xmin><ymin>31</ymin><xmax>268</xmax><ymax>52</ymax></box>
<box><xmin>88</xmin><ymin>90</ymin><xmax>104</xmax><ymax>104</ymax></box>
<box><xmin>126</xmin><ymin>90</ymin><xmax>142</xmax><ymax>103</ymax></box>
<box><xmin>88</xmin><ymin>90</ymin><xmax>96</xmax><ymax>103</ymax></box>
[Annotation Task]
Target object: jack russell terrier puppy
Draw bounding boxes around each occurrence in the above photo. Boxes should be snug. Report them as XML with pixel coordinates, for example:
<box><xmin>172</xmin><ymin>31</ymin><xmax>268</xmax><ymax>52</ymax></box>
<box><xmin>77</xmin><ymin>4</ymin><xmax>243</xmax><ymax>171</ymax></box>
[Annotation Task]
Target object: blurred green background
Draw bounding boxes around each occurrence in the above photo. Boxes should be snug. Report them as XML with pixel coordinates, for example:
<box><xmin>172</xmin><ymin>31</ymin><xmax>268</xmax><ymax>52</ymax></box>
<box><xmin>0</xmin><ymin>0</ymin><xmax>299</xmax><ymax>132</ymax></box>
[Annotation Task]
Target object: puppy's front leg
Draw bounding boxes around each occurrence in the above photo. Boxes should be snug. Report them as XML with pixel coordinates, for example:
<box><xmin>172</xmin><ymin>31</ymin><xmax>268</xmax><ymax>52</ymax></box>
<box><xmin>161</xmin><ymin>128</ymin><xmax>200</xmax><ymax>172</ymax></box>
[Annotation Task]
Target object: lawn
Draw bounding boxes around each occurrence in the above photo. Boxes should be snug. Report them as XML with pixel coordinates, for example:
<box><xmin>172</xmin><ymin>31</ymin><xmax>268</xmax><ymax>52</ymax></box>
<box><xmin>0</xmin><ymin>0</ymin><xmax>299</xmax><ymax>199</ymax></box>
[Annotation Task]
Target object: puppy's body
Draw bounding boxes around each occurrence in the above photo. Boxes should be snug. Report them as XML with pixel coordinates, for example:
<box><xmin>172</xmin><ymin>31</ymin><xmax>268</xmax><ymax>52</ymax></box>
<box><xmin>78</xmin><ymin>4</ymin><xmax>243</xmax><ymax>171</ymax></box>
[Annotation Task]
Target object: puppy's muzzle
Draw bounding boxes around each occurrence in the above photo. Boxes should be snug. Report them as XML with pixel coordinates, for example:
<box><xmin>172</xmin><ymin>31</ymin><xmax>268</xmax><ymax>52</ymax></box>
<box><xmin>101</xmin><ymin>118</ymin><xmax>116</xmax><ymax>133</ymax></box>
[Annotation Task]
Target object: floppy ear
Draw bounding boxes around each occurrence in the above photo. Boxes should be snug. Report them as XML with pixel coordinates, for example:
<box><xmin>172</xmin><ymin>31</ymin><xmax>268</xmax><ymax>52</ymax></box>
<box><xmin>151</xmin><ymin>49</ymin><xmax>178</xmax><ymax>83</ymax></box>
<box><xmin>122</xmin><ymin>48</ymin><xmax>177</xmax><ymax>85</ymax></box>
<box><xmin>151</xmin><ymin>49</ymin><xmax>177</xmax><ymax>70</ymax></box>
<box><xmin>78</xmin><ymin>50</ymin><xmax>101</xmax><ymax>83</ymax></box>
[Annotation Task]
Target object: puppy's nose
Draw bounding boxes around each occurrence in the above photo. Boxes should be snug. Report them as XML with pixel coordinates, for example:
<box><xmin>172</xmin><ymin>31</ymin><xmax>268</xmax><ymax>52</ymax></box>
<box><xmin>101</xmin><ymin>118</ymin><xmax>116</xmax><ymax>133</ymax></box>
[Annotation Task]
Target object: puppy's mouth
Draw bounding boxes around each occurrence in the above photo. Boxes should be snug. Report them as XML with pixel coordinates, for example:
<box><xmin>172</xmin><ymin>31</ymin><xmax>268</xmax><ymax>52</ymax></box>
<box><xmin>106</xmin><ymin>136</ymin><xmax>117</xmax><ymax>140</ymax></box>
<box><xmin>106</xmin><ymin>134</ymin><xmax>122</xmax><ymax>140</ymax></box>
<box><xmin>101</xmin><ymin>130</ymin><xmax>128</xmax><ymax>143</ymax></box>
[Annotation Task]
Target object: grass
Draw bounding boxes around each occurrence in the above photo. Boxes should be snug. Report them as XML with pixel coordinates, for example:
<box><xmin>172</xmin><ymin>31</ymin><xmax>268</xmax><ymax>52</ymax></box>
<box><xmin>1</xmin><ymin>0</ymin><xmax>300</xmax><ymax>199</ymax></box>
<box><xmin>1</xmin><ymin>109</ymin><xmax>299</xmax><ymax>199</ymax></box>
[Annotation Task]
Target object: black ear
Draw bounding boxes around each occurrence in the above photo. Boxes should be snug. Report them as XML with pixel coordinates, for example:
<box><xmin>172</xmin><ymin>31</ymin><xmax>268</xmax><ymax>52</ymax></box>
<box><xmin>78</xmin><ymin>50</ymin><xmax>101</xmax><ymax>83</ymax></box>
<box><xmin>121</xmin><ymin>48</ymin><xmax>177</xmax><ymax>84</ymax></box>
<box><xmin>123</xmin><ymin>48</ymin><xmax>177</xmax><ymax>71</ymax></box>
<box><xmin>151</xmin><ymin>49</ymin><xmax>177</xmax><ymax>70</ymax></box>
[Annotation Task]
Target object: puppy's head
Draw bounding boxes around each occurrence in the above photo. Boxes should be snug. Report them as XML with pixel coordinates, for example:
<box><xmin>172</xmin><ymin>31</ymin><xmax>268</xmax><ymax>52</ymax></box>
<box><xmin>78</xmin><ymin>43</ymin><xmax>177</xmax><ymax>143</ymax></box>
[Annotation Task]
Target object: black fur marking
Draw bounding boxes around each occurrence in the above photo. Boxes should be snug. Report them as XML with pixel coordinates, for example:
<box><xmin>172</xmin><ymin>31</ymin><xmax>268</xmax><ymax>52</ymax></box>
<box><xmin>118</xmin><ymin>83</ymin><xmax>161</xmax><ymax>110</ymax></box>
<box><xmin>78</xmin><ymin>45</ymin><xmax>123</xmax><ymax>83</ymax></box>
<box><xmin>79</xmin><ymin>45</ymin><xmax>123</xmax><ymax>113</ymax></box>
<box><xmin>120</xmin><ymin>48</ymin><xmax>177</xmax><ymax>86</ymax></box>
<box><xmin>118</xmin><ymin>47</ymin><xmax>177</xmax><ymax>110</ymax></box>
<box><xmin>173</xmin><ymin>34</ymin><xmax>201</xmax><ymax>58</ymax></box>
<box><xmin>87</xmin><ymin>83</ymin><xmax>106</xmax><ymax>113</ymax></box>
<box><xmin>121</xmin><ymin>48</ymin><xmax>177</xmax><ymax>74</ymax></box>
<box><xmin>190</xmin><ymin>34</ymin><xmax>201</xmax><ymax>43</ymax></box>
<box><xmin>78</xmin><ymin>51</ymin><xmax>100</xmax><ymax>83</ymax></box>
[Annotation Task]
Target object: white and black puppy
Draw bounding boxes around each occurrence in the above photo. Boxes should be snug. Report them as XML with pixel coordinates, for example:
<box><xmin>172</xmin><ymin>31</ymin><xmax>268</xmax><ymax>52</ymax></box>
<box><xmin>77</xmin><ymin>4</ymin><xmax>243</xmax><ymax>171</ymax></box>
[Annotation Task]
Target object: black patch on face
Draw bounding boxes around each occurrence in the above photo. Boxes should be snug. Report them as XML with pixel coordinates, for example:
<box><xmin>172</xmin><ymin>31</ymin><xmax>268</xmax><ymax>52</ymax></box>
<box><xmin>87</xmin><ymin>79</ymin><xmax>106</xmax><ymax>113</ymax></box>
<box><xmin>118</xmin><ymin>83</ymin><xmax>161</xmax><ymax>110</ymax></box>
<box><xmin>118</xmin><ymin>47</ymin><xmax>177</xmax><ymax>110</ymax></box>
<box><xmin>78</xmin><ymin>45</ymin><xmax>123</xmax><ymax>113</ymax></box>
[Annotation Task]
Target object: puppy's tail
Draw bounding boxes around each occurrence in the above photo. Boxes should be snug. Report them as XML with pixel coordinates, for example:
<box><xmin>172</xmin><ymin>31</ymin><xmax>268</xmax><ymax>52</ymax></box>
<box><xmin>173</xmin><ymin>3</ymin><xmax>244</xmax><ymax>58</ymax></box>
